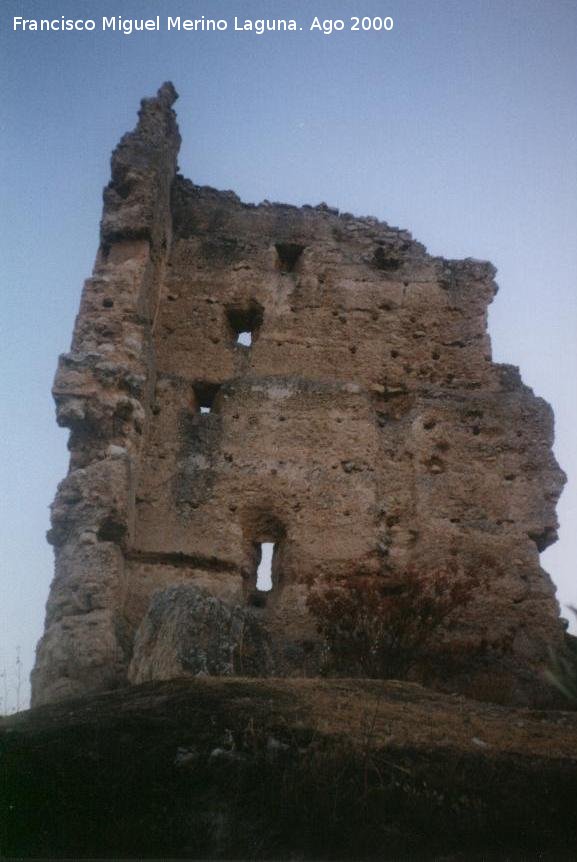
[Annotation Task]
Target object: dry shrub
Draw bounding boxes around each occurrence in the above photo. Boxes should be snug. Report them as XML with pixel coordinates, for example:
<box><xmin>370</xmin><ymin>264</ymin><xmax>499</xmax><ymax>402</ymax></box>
<box><xmin>307</xmin><ymin>565</ymin><xmax>482</xmax><ymax>679</ymax></box>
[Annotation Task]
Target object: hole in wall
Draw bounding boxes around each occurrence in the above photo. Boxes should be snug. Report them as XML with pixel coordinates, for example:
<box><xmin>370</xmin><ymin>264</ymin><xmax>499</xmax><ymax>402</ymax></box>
<box><xmin>275</xmin><ymin>242</ymin><xmax>305</xmax><ymax>273</ymax></box>
<box><xmin>426</xmin><ymin>456</ymin><xmax>445</xmax><ymax>474</ymax></box>
<box><xmin>256</xmin><ymin>542</ymin><xmax>275</xmax><ymax>592</ymax></box>
<box><xmin>243</xmin><ymin>514</ymin><xmax>286</xmax><ymax>605</ymax></box>
<box><xmin>102</xmin><ymin>298</ymin><xmax>114</xmax><ymax>308</ymax></box>
<box><xmin>227</xmin><ymin>302</ymin><xmax>264</xmax><ymax>347</ymax></box>
<box><xmin>97</xmin><ymin>517</ymin><xmax>126</xmax><ymax>543</ymax></box>
<box><xmin>193</xmin><ymin>382</ymin><xmax>221</xmax><ymax>415</ymax></box>
<box><xmin>237</xmin><ymin>331</ymin><xmax>252</xmax><ymax>347</ymax></box>
<box><xmin>373</xmin><ymin>246</ymin><xmax>402</xmax><ymax>271</ymax></box>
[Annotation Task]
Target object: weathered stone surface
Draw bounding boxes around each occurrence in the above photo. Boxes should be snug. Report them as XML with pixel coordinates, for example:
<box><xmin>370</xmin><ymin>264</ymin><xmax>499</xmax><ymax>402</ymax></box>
<box><xmin>32</xmin><ymin>83</ymin><xmax>567</xmax><ymax>707</ymax></box>
<box><xmin>129</xmin><ymin>584</ymin><xmax>274</xmax><ymax>682</ymax></box>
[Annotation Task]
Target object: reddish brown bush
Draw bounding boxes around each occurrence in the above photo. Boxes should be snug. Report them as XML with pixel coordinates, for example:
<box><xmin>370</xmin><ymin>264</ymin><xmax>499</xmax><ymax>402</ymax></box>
<box><xmin>307</xmin><ymin>565</ymin><xmax>480</xmax><ymax>679</ymax></box>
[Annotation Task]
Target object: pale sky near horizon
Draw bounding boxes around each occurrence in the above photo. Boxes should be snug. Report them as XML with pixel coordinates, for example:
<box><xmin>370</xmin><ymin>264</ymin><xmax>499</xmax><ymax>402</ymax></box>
<box><xmin>1</xmin><ymin>0</ymin><xmax>576</xmax><ymax>711</ymax></box>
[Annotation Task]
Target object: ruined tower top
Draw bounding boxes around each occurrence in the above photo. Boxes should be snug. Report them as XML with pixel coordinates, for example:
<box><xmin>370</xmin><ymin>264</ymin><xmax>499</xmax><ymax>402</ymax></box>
<box><xmin>32</xmin><ymin>85</ymin><xmax>566</xmax><ymax>707</ymax></box>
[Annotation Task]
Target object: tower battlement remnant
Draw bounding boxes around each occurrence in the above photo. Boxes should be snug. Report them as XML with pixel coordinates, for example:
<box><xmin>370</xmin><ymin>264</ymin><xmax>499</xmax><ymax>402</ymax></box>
<box><xmin>32</xmin><ymin>84</ymin><xmax>566</xmax><ymax>706</ymax></box>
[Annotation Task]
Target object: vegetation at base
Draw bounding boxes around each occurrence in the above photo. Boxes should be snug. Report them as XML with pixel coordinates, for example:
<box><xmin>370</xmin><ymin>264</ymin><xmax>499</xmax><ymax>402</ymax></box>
<box><xmin>306</xmin><ymin>564</ymin><xmax>504</xmax><ymax>680</ymax></box>
<box><xmin>544</xmin><ymin>607</ymin><xmax>577</xmax><ymax>705</ymax></box>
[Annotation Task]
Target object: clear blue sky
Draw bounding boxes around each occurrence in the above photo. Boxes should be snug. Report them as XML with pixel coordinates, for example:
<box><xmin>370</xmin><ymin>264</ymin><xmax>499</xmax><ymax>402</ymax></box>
<box><xmin>1</xmin><ymin>0</ymin><xmax>576</xmax><ymax>711</ymax></box>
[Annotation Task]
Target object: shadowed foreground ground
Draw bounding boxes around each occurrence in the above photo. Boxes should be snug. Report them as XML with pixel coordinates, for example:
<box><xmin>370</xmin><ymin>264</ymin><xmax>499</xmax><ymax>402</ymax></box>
<box><xmin>2</xmin><ymin>677</ymin><xmax>577</xmax><ymax>859</ymax></box>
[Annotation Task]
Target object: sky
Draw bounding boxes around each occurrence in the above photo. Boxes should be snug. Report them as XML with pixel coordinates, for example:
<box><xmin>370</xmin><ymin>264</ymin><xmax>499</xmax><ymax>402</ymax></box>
<box><xmin>1</xmin><ymin>0</ymin><xmax>575</xmax><ymax>711</ymax></box>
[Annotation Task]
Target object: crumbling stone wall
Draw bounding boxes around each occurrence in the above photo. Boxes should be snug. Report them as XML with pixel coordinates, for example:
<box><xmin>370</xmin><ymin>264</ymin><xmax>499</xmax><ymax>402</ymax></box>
<box><xmin>31</xmin><ymin>84</ymin><xmax>566</xmax><ymax>706</ymax></box>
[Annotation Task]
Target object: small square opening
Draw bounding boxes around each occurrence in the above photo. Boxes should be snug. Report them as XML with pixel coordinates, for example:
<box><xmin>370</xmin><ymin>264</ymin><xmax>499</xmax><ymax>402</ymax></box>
<box><xmin>227</xmin><ymin>303</ymin><xmax>263</xmax><ymax>348</ymax></box>
<box><xmin>275</xmin><ymin>243</ymin><xmax>305</xmax><ymax>273</ymax></box>
<box><xmin>236</xmin><ymin>330</ymin><xmax>252</xmax><ymax>347</ymax></box>
<box><xmin>193</xmin><ymin>382</ymin><xmax>221</xmax><ymax>415</ymax></box>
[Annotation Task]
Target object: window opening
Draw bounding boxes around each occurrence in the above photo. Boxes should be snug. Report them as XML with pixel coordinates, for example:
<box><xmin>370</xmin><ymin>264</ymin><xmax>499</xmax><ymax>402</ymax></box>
<box><xmin>373</xmin><ymin>246</ymin><xmax>402</xmax><ymax>271</ymax></box>
<box><xmin>193</xmin><ymin>382</ymin><xmax>221</xmax><ymax>415</ymax></box>
<box><xmin>236</xmin><ymin>330</ymin><xmax>252</xmax><ymax>347</ymax></box>
<box><xmin>256</xmin><ymin>542</ymin><xmax>275</xmax><ymax>592</ymax></box>
<box><xmin>275</xmin><ymin>242</ymin><xmax>305</xmax><ymax>273</ymax></box>
<box><xmin>227</xmin><ymin>303</ymin><xmax>263</xmax><ymax>348</ymax></box>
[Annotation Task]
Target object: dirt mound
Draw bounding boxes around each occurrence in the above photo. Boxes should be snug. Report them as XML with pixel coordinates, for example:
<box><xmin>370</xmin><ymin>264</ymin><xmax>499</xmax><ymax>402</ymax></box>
<box><xmin>3</xmin><ymin>677</ymin><xmax>577</xmax><ymax>859</ymax></box>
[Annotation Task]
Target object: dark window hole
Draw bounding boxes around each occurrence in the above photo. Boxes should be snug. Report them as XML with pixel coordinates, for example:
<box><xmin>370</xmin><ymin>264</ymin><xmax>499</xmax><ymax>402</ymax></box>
<box><xmin>97</xmin><ymin>518</ymin><xmax>126</xmax><ymax>543</ymax></box>
<box><xmin>102</xmin><ymin>298</ymin><xmax>114</xmax><ymax>308</ymax></box>
<box><xmin>193</xmin><ymin>382</ymin><xmax>221</xmax><ymax>415</ymax></box>
<box><xmin>275</xmin><ymin>242</ymin><xmax>305</xmax><ymax>273</ymax></box>
<box><xmin>373</xmin><ymin>246</ymin><xmax>402</xmax><ymax>272</ymax></box>
<box><xmin>227</xmin><ymin>302</ymin><xmax>263</xmax><ymax>347</ymax></box>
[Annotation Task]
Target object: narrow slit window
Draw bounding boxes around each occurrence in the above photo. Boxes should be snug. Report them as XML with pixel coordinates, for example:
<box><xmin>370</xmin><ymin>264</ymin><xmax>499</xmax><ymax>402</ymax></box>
<box><xmin>256</xmin><ymin>542</ymin><xmax>275</xmax><ymax>592</ymax></box>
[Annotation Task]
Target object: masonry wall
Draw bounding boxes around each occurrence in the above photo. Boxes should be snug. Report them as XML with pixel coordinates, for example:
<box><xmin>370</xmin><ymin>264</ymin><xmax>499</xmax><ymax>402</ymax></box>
<box><xmin>31</xmin><ymin>84</ymin><xmax>566</xmax><ymax>706</ymax></box>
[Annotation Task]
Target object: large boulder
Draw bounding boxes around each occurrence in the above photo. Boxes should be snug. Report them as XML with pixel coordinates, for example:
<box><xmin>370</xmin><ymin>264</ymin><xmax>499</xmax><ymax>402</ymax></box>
<box><xmin>128</xmin><ymin>584</ymin><xmax>274</xmax><ymax>682</ymax></box>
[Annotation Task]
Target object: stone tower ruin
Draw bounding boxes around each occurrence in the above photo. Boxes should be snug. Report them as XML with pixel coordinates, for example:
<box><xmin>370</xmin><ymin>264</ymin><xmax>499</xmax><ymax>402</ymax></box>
<box><xmin>32</xmin><ymin>84</ymin><xmax>566</xmax><ymax>706</ymax></box>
